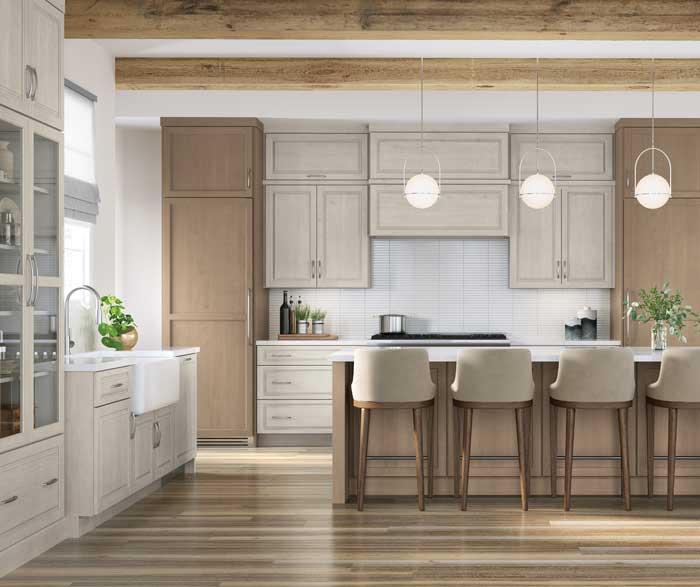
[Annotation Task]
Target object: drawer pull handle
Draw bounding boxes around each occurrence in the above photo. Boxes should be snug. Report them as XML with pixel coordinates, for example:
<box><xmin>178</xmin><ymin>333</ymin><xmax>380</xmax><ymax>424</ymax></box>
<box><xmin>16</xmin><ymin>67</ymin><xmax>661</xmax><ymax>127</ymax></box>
<box><xmin>184</xmin><ymin>357</ymin><xmax>193</xmax><ymax>362</ymax></box>
<box><xmin>306</xmin><ymin>174</ymin><xmax>327</xmax><ymax>178</ymax></box>
<box><xmin>271</xmin><ymin>381</ymin><xmax>293</xmax><ymax>385</ymax></box>
<box><xmin>271</xmin><ymin>354</ymin><xmax>292</xmax><ymax>358</ymax></box>
<box><xmin>271</xmin><ymin>416</ymin><xmax>293</xmax><ymax>420</ymax></box>
<box><xmin>1</xmin><ymin>495</ymin><xmax>18</xmax><ymax>505</ymax></box>
<box><xmin>111</xmin><ymin>382</ymin><xmax>125</xmax><ymax>389</ymax></box>
<box><xmin>43</xmin><ymin>478</ymin><xmax>58</xmax><ymax>487</ymax></box>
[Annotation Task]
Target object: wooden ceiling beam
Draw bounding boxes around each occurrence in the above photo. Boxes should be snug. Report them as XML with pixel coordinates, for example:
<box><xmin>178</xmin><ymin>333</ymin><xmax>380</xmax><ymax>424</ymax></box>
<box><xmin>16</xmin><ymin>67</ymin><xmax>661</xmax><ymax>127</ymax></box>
<box><xmin>67</xmin><ymin>1</ymin><xmax>700</xmax><ymax>40</ymax></box>
<box><xmin>115</xmin><ymin>58</ymin><xmax>700</xmax><ymax>91</ymax></box>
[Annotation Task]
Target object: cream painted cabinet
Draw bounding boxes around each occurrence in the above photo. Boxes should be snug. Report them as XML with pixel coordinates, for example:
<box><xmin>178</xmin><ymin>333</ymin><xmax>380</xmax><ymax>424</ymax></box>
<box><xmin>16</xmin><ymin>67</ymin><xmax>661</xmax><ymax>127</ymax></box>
<box><xmin>94</xmin><ymin>399</ymin><xmax>131</xmax><ymax>513</ymax></box>
<box><xmin>265</xmin><ymin>185</ymin><xmax>369</xmax><ymax>288</ymax></box>
<box><xmin>510</xmin><ymin>185</ymin><xmax>614</xmax><ymax>288</ymax></box>
<box><xmin>370</xmin><ymin>132</ymin><xmax>509</xmax><ymax>180</ymax></box>
<box><xmin>130</xmin><ymin>411</ymin><xmax>155</xmax><ymax>493</ymax></box>
<box><xmin>266</xmin><ymin>133</ymin><xmax>368</xmax><ymax>181</ymax></box>
<box><xmin>153</xmin><ymin>407</ymin><xmax>174</xmax><ymax>478</ymax></box>
<box><xmin>511</xmin><ymin>134</ymin><xmax>613</xmax><ymax>181</ymax></box>
<box><xmin>173</xmin><ymin>355</ymin><xmax>197</xmax><ymax>467</ymax></box>
<box><xmin>369</xmin><ymin>184</ymin><xmax>508</xmax><ymax>237</ymax></box>
<box><xmin>0</xmin><ymin>0</ymin><xmax>24</xmax><ymax>112</ymax></box>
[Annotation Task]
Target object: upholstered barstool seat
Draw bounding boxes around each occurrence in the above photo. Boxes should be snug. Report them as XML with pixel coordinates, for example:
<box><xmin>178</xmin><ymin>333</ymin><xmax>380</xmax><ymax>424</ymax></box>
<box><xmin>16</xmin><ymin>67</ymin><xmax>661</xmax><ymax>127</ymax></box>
<box><xmin>451</xmin><ymin>348</ymin><xmax>534</xmax><ymax>511</ymax></box>
<box><xmin>646</xmin><ymin>348</ymin><xmax>700</xmax><ymax>510</ymax></box>
<box><xmin>549</xmin><ymin>348</ymin><xmax>635</xmax><ymax>511</ymax></box>
<box><xmin>351</xmin><ymin>348</ymin><xmax>436</xmax><ymax>511</ymax></box>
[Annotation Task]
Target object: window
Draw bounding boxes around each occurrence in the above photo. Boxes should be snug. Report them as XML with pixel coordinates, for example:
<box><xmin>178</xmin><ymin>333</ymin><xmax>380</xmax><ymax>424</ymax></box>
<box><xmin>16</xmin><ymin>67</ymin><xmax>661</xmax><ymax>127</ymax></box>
<box><xmin>64</xmin><ymin>218</ymin><xmax>92</xmax><ymax>293</ymax></box>
<box><xmin>64</xmin><ymin>83</ymin><xmax>96</xmax><ymax>184</ymax></box>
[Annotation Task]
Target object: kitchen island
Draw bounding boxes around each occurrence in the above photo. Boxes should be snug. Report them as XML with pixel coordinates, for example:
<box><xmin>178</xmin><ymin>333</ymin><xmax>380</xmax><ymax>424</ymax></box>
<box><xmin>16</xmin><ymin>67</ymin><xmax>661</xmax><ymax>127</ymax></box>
<box><xmin>330</xmin><ymin>346</ymin><xmax>700</xmax><ymax>504</ymax></box>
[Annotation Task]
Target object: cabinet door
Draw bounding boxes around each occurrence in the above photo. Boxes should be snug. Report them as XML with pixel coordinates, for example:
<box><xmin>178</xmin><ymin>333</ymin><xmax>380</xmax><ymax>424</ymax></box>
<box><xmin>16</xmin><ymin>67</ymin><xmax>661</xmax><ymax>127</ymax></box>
<box><xmin>511</xmin><ymin>134</ymin><xmax>613</xmax><ymax>181</ymax></box>
<box><xmin>24</xmin><ymin>0</ymin><xmax>63</xmax><ymax>130</ymax></box>
<box><xmin>370</xmin><ymin>132</ymin><xmax>508</xmax><ymax>180</ymax></box>
<box><xmin>154</xmin><ymin>408</ymin><xmax>174</xmax><ymax>478</ymax></box>
<box><xmin>509</xmin><ymin>186</ymin><xmax>562</xmax><ymax>288</ymax></box>
<box><xmin>130</xmin><ymin>411</ymin><xmax>154</xmax><ymax>493</ymax></box>
<box><xmin>265</xmin><ymin>185</ymin><xmax>317</xmax><ymax>287</ymax></box>
<box><xmin>561</xmin><ymin>185</ymin><xmax>614</xmax><ymax>288</ymax></box>
<box><xmin>0</xmin><ymin>284</ymin><xmax>26</xmax><ymax>453</ymax></box>
<box><xmin>316</xmin><ymin>185</ymin><xmax>368</xmax><ymax>288</ymax></box>
<box><xmin>173</xmin><ymin>355</ymin><xmax>197</xmax><ymax>466</ymax></box>
<box><xmin>370</xmin><ymin>184</ymin><xmax>508</xmax><ymax>237</ymax></box>
<box><xmin>163</xmin><ymin>127</ymin><xmax>252</xmax><ymax>197</ymax></box>
<box><xmin>266</xmin><ymin>133</ymin><xmax>367</xmax><ymax>181</ymax></box>
<box><xmin>0</xmin><ymin>0</ymin><xmax>25</xmax><ymax>112</ymax></box>
<box><xmin>94</xmin><ymin>400</ymin><xmax>131</xmax><ymax>513</ymax></box>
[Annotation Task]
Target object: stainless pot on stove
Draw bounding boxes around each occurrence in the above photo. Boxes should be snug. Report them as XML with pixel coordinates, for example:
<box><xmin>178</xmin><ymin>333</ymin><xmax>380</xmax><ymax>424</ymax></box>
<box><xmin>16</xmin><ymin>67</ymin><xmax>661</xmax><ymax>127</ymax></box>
<box><xmin>378</xmin><ymin>314</ymin><xmax>407</xmax><ymax>335</ymax></box>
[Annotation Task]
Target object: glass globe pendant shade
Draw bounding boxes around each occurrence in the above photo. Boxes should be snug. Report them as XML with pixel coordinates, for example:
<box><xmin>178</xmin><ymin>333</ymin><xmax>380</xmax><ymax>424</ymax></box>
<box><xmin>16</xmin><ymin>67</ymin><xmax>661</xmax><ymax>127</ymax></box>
<box><xmin>635</xmin><ymin>172</ymin><xmax>671</xmax><ymax>210</ymax></box>
<box><xmin>404</xmin><ymin>172</ymin><xmax>440</xmax><ymax>209</ymax></box>
<box><xmin>519</xmin><ymin>172</ymin><xmax>556</xmax><ymax>210</ymax></box>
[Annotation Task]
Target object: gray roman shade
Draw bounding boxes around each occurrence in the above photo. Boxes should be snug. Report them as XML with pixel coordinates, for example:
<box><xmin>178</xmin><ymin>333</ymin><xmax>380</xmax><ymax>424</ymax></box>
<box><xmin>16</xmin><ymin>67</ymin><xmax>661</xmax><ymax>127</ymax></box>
<box><xmin>64</xmin><ymin>175</ymin><xmax>100</xmax><ymax>224</ymax></box>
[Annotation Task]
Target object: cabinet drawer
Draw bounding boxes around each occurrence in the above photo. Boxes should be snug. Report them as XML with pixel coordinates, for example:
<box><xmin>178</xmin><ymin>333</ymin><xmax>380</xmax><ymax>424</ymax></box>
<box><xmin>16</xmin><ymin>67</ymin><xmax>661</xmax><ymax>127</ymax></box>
<box><xmin>257</xmin><ymin>346</ymin><xmax>348</xmax><ymax>366</ymax></box>
<box><xmin>94</xmin><ymin>368</ymin><xmax>131</xmax><ymax>407</ymax></box>
<box><xmin>257</xmin><ymin>366</ymin><xmax>332</xmax><ymax>400</ymax></box>
<box><xmin>257</xmin><ymin>400</ymin><xmax>331</xmax><ymax>433</ymax></box>
<box><xmin>0</xmin><ymin>435</ymin><xmax>63</xmax><ymax>551</ymax></box>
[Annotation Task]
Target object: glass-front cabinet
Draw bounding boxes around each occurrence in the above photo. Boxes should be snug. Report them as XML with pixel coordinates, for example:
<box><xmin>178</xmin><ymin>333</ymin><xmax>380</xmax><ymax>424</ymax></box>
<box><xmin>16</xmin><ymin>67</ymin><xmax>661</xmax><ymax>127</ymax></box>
<box><xmin>0</xmin><ymin>104</ymin><xmax>63</xmax><ymax>453</ymax></box>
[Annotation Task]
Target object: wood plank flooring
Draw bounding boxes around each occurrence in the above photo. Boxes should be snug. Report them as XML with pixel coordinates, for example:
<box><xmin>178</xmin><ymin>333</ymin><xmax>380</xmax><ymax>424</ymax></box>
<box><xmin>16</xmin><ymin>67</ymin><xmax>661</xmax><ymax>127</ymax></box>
<box><xmin>4</xmin><ymin>448</ymin><xmax>700</xmax><ymax>586</ymax></box>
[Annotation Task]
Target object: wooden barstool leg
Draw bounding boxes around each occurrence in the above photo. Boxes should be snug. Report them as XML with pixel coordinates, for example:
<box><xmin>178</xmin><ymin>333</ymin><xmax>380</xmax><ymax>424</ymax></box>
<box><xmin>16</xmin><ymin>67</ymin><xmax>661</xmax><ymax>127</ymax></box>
<box><xmin>453</xmin><ymin>404</ymin><xmax>462</xmax><ymax>497</ymax></box>
<box><xmin>667</xmin><ymin>407</ymin><xmax>678</xmax><ymax>511</ymax></box>
<box><xmin>526</xmin><ymin>404</ymin><xmax>533</xmax><ymax>498</ymax></box>
<box><xmin>515</xmin><ymin>407</ymin><xmax>529</xmax><ymax>511</ymax></box>
<box><xmin>412</xmin><ymin>408</ymin><xmax>425</xmax><ymax>511</ymax></box>
<box><xmin>564</xmin><ymin>407</ymin><xmax>576</xmax><ymax>511</ymax></box>
<box><xmin>550</xmin><ymin>402</ymin><xmax>558</xmax><ymax>498</ymax></box>
<box><xmin>460</xmin><ymin>407</ymin><xmax>473</xmax><ymax>511</ymax></box>
<box><xmin>646</xmin><ymin>402</ymin><xmax>655</xmax><ymax>497</ymax></box>
<box><xmin>618</xmin><ymin>407</ymin><xmax>631</xmax><ymax>511</ymax></box>
<box><xmin>357</xmin><ymin>408</ymin><xmax>371</xmax><ymax>511</ymax></box>
<box><xmin>427</xmin><ymin>403</ymin><xmax>435</xmax><ymax>498</ymax></box>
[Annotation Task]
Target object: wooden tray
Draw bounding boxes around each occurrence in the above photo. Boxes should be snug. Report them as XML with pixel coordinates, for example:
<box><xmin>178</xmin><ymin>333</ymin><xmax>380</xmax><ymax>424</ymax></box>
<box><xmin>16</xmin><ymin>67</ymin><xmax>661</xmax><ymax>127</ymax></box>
<box><xmin>277</xmin><ymin>334</ymin><xmax>338</xmax><ymax>341</ymax></box>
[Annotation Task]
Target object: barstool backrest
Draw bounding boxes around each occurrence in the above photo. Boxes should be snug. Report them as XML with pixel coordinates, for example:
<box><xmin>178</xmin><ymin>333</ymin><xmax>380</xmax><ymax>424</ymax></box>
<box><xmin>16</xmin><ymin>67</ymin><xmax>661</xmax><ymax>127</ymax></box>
<box><xmin>451</xmin><ymin>348</ymin><xmax>534</xmax><ymax>403</ymax></box>
<box><xmin>648</xmin><ymin>348</ymin><xmax>700</xmax><ymax>403</ymax></box>
<box><xmin>351</xmin><ymin>348</ymin><xmax>436</xmax><ymax>404</ymax></box>
<box><xmin>551</xmin><ymin>348</ymin><xmax>635</xmax><ymax>403</ymax></box>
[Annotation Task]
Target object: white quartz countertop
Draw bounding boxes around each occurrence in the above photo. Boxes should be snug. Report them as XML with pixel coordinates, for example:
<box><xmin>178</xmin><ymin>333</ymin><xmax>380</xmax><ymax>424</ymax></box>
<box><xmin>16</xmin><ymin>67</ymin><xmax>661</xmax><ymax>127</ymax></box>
<box><xmin>330</xmin><ymin>346</ymin><xmax>665</xmax><ymax>363</ymax></box>
<box><xmin>256</xmin><ymin>339</ymin><xmax>370</xmax><ymax>346</ymax></box>
<box><xmin>64</xmin><ymin>347</ymin><xmax>200</xmax><ymax>372</ymax></box>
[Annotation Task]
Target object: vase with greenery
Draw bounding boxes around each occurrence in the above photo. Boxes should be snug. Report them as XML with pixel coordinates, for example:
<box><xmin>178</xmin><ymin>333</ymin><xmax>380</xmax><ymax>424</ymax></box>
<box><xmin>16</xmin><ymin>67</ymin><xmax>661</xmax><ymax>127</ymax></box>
<box><xmin>98</xmin><ymin>295</ymin><xmax>138</xmax><ymax>350</ymax></box>
<box><xmin>625</xmin><ymin>282</ymin><xmax>700</xmax><ymax>350</ymax></box>
<box><xmin>295</xmin><ymin>304</ymin><xmax>310</xmax><ymax>334</ymax></box>
<box><xmin>310</xmin><ymin>308</ymin><xmax>327</xmax><ymax>335</ymax></box>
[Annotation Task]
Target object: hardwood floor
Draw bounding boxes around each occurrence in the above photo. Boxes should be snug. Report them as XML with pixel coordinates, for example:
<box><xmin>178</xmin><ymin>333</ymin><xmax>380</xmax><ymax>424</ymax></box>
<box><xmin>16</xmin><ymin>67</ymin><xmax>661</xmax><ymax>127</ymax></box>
<box><xmin>4</xmin><ymin>449</ymin><xmax>700</xmax><ymax>585</ymax></box>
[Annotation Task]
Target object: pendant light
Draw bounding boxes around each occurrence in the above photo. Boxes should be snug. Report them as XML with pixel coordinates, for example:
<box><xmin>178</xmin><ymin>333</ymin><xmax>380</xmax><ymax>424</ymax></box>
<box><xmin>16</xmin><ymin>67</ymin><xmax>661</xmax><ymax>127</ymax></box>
<box><xmin>404</xmin><ymin>57</ymin><xmax>441</xmax><ymax>209</ymax></box>
<box><xmin>519</xmin><ymin>57</ymin><xmax>557</xmax><ymax>210</ymax></box>
<box><xmin>634</xmin><ymin>57</ymin><xmax>672</xmax><ymax>209</ymax></box>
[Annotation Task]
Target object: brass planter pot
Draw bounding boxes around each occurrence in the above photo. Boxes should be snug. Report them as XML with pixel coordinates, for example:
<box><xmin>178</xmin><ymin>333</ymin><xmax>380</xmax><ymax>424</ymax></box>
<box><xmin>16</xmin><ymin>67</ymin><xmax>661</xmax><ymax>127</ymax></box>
<box><xmin>112</xmin><ymin>327</ymin><xmax>138</xmax><ymax>351</ymax></box>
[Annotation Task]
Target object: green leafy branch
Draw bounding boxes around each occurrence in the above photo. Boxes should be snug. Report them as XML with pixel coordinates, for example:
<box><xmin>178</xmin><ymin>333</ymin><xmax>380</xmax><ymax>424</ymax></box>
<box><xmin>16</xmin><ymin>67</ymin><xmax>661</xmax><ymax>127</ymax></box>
<box><xmin>98</xmin><ymin>295</ymin><xmax>136</xmax><ymax>350</ymax></box>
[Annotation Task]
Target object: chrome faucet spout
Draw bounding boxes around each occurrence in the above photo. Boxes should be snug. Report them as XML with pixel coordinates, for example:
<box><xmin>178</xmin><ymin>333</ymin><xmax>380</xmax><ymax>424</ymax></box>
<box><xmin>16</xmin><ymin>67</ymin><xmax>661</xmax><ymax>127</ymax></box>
<box><xmin>64</xmin><ymin>285</ymin><xmax>102</xmax><ymax>356</ymax></box>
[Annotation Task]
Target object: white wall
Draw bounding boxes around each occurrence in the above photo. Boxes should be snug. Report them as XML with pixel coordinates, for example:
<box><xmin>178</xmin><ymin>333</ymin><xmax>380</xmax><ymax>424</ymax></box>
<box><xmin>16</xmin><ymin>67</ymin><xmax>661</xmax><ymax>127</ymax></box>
<box><xmin>115</xmin><ymin>127</ymin><xmax>162</xmax><ymax>349</ymax></box>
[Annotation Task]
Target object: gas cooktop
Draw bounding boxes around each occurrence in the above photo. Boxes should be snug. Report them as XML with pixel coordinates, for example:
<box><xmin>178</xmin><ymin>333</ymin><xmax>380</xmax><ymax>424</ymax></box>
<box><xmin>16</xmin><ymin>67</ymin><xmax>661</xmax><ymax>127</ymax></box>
<box><xmin>369</xmin><ymin>333</ymin><xmax>510</xmax><ymax>346</ymax></box>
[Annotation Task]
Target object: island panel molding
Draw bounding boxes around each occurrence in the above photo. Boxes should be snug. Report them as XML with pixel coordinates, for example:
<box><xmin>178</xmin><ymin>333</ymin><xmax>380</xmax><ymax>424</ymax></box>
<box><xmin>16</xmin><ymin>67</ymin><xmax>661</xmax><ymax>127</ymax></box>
<box><xmin>67</xmin><ymin>1</ymin><xmax>700</xmax><ymax>40</ymax></box>
<box><xmin>115</xmin><ymin>58</ymin><xmax>700</xmax><ymax>92</ymax></box>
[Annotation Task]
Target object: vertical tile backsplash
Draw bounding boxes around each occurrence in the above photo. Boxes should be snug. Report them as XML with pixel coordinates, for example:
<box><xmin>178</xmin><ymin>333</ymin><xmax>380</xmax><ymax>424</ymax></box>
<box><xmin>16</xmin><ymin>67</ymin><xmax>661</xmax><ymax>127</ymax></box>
<box><xmin>269</xmin><ymin>239</ymin><xmax>611</xmax><ymax>343</ymax></box>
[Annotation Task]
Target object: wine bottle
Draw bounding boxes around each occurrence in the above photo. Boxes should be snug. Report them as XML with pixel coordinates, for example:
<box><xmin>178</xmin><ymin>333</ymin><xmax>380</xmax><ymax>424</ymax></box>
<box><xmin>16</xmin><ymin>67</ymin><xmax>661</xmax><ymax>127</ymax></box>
<box><xmin>280</xmin><ymin>290</ymin><xmax>291</xmax><ymax>335</ymax></box>
<box><xmin>290</xmin><ymin>295</ymin><xmax>297</xmax><ymax>334</ymax></box>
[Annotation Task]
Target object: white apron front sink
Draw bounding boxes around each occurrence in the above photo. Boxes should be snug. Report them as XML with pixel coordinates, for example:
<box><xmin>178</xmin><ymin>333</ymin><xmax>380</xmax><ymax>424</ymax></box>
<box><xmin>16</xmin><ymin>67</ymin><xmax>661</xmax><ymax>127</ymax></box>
<box><xmin>131</xmin><ymin>357</ymin><xmax>180</xmax><ymax>415</ymax></box>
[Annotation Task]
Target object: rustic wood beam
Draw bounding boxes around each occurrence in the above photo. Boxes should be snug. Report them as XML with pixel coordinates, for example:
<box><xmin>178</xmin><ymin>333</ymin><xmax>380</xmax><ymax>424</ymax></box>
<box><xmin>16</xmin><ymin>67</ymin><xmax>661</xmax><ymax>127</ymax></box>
<box><xmin>115</xmin><ymin>58</ymin><xmax>700</xmax><ymax>91</ymax></box>
<box><xmin>67</xmin><ymin>1</ymin><xmax>700</xmax><ymax>40</ymax></box>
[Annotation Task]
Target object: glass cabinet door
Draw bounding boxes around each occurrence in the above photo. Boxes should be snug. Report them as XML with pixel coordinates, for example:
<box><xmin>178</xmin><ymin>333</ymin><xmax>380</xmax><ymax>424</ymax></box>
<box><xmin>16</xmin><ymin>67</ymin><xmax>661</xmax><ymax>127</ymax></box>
<box><xmin>32</xmin><ymin>286</ymin><xmax>59</xmax><ymax>430</ymax></box>
<box><xmin>33</xmin><ymin>131</ymin><xmax>60</xmax><ymax>278</ymax></box>
<box><xmin>0</xmin><ymin>114</ymin><xmax>25</xmax><ymax>278</ymax></box>
<box><xmin>0</xmin><ymin>284</ymin><xmax>23</xmax><ymax>442</ymax></box>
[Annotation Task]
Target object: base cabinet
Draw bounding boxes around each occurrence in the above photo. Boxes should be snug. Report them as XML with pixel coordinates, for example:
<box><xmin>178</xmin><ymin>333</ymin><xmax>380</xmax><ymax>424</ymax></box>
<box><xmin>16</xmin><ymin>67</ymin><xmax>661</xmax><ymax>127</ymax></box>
<box><xmin>173</xmin><ymin>355</ymin><xmax>197</xmax><ymax>466</ymax></box>
<box><xmin>93</xmin><ymin>400</ymin><xmax>131</xmax><ymax>513</ymax></box>
<box><xmin>130</xmin><ymin>412</ymin><xmax>155</xmax><ymax>493</ymax></box>
<box><xmin>153</xmin><ymin>407</ymin><xmax>174</xmax><ymax>478</ymax></box>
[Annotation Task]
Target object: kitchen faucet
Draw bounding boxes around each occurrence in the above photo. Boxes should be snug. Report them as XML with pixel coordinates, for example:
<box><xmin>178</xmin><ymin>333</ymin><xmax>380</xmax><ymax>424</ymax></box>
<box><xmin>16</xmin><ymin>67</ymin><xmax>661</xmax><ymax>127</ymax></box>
<box><xmin>64</xmin><ymin>285</ymin><xmax>102</xmax><ymax>355</ymax></box>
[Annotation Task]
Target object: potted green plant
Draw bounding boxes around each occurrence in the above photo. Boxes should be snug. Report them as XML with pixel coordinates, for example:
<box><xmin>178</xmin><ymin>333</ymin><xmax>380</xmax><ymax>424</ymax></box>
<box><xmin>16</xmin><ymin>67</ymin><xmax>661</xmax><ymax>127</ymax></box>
<box><xmin>625</xmin><ymin>282</ymin><xmax>700</xmax><ymax>350</ymax></box>
<box><xmin>310</xmin><ymin>308</ymin><xmax>327</xmax><ymax>335</ymax></box>
<box><xmin>98</xmin><ymin>295</ymin><xmax>138</xmax><ymax>350</ymax></box>
<box><xmin>295</xmin><ymin>304</ymin><xmax>311</xmax><ymax>335</ymax></box>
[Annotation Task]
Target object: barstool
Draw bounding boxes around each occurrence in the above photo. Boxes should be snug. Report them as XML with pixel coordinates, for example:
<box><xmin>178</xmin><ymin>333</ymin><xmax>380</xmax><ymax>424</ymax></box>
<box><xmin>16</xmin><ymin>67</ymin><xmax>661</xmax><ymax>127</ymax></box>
<box><xmin>646</xmin><ymin>348</ymin><xmax>700</xmax><ymax>511</ymax></box>
<box><xmin>351</xmin><ymin>348</ymin><xmax>436</xmax><ymax>511</ymax></box>
<box><xmin>451</xmin><ymin>348</ymin><xmax>534</xmax><ymax>511</ymax></box>
<box><xmin>549</xmin><ymin>348</ymin><xmax>635</xmax><ymax>511</ymax></box>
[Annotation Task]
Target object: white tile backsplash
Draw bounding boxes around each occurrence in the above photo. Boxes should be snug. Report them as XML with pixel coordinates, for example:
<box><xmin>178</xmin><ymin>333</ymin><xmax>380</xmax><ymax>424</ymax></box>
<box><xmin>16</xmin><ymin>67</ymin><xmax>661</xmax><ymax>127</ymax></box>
<box><xmin>269</xmin><ymin>239</ymin><xmax>611</xmax><ymax>342</ymax></box>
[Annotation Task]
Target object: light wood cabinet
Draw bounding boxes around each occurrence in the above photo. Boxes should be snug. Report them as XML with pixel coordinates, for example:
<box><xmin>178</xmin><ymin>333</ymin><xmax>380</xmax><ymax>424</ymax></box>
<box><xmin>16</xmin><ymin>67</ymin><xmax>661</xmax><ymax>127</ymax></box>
<box><xmin>0</xmin><ymin>0</ymin><xmax>24</xmax><ymax>112</ymax></box>
<box><xmin>265</xmin><ymin>185</ymin><xmax>369</xmax><ymax>288</ymax></box>
<box><xmin>511</xmin><ymin>133</ymin><xmax>613</xmax><ymax>181</ymax></box>
<box><xmin>370</xmin><ymin>132</ymin><xmax>508</xmax><ymax>180</ymax></box>
<box><xmin>510</xmin><ymin>185</ymin><xmax>614</xmax><ymax>288</ymax></box>
<box><xmin>130</xmin><ymin>411</ymin><xmax>155</xmax><ymax>493</ymax></box>
<box><xmin>369</xmin><ymin>184</ymin><xmax>508</xmax><ymax>237</ymax></box>
<box><xmin>266</xmin><ymin>133</ymin><xmax>368</xmax><ymax>181</ymax></box>
<box><xmin>153</xmin><ymin>407</ymin><xmax>173</xmax><ymax>478</ymax></box>
<box><xmin>173</xmin><ymin>355</ymin><xmax>197</xmax><ymax>467</ymax></box>
<box><xmin>93</xmin><ymin>399</ymin><xmax>131</xmax><ymax>513</ymax></box>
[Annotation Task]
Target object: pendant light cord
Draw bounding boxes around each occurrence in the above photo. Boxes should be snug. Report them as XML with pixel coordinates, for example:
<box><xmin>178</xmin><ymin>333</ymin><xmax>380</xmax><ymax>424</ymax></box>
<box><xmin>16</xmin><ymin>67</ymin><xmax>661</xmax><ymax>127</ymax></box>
<box><xmin>651</xmin><ymin>56</ymin><xmax>656</xmax><ymax>173</ymax></box>
<box><xmin>536</xmin><ymin>57</ymin><xmax>540</xmax><ymax>173</ymax></box>
<box><xmin>420</xmin><ymin>57</ymin><xmax>424</xmax><ymax>172</ymax></box>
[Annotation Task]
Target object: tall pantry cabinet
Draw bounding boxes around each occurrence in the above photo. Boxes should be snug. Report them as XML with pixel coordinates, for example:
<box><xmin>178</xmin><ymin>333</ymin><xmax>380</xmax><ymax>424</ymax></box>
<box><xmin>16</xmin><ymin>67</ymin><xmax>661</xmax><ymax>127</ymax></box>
<box><xmin>161</xmin><ymin>119</ymin><xmax>267</xmax><ymax>444</ymax></box>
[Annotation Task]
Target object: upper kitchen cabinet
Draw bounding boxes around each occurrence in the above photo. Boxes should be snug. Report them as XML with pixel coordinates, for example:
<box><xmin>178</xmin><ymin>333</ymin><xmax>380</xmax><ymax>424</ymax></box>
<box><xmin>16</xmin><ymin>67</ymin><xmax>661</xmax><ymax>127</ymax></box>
<box><xmin>510</xmin><ymin>134</ymin><xmax>613</xmax><ymax>181</ymax></box>
<box><xmin>0</xmin><ymin>0</ymin><xmax>63</xmax><ymax>130</ymax></box>
<box><xmin>510</xmin><ymin>184</ymin><xmax>614</xmax><ymax>288</ymax></box>
<box><xmin>370</xmin><ymin>132</ymin><xmax>508</xmax><ymax>180</ymax></box>
<box><xmin>162</xmin><ymin>122</ymin><xmax>259</xmax><ymax>197</ymax></box>
<box><xmin>266</xmin><ymin>133</ymin><xmax>368</xmax><ymax>181</ymax></box>
<box><xmin>618</xmin><ymin>122</ymin><xmax>700</xmax><ymax>198</ymax></box>
<box><xmin>265</xmin><ymin>185</ymin><xmax>369</xmax><ymax>288</ymax></box>
<box><xmin>370</xmin><ymin>184</ymin><xmax>508</xmax><ymax>237</ymax></box>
